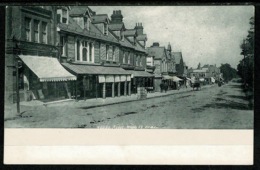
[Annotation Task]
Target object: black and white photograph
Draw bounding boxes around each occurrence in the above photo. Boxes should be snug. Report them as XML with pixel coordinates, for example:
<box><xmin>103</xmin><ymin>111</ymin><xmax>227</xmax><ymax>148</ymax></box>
<box><xmin>3</xmin><ymin>5</ymin><xmax>254</xmax><ymax>165</ymax></box>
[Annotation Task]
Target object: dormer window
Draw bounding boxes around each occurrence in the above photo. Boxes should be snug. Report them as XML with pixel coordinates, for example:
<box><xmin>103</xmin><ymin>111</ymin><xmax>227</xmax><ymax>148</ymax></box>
<box><xmin>62</xmin><ymin>9</ymin><xmax>68</xmax><ymax>24</ymax></box>
<box><xmin>57</xmin><ymin>7</ymin><xmax>69</xmax><ymax>24</ymax></box>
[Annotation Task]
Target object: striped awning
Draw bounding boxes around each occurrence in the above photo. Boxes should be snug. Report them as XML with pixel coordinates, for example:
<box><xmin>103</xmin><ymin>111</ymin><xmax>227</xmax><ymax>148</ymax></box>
<box><xmin>19</xmin><ymin>55</ymin><xmax>76</xmax><ymax>82</ymax></box>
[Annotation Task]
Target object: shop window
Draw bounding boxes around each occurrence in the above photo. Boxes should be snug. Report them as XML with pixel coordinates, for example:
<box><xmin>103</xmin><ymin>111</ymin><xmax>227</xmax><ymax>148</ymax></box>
<box><xmin>42</xmin><ymin>22</ymin><xmax>47</xmax><ymax>44</ymax></box>
<box><xmin>34</xmin><ymin>20</ymin><xmax>39</xmax><ymax>43</ymax></box>
<box><xmin>25</xmin><ymin>17</ymin><xmax>31</xmax><ymax>41</ymax></box>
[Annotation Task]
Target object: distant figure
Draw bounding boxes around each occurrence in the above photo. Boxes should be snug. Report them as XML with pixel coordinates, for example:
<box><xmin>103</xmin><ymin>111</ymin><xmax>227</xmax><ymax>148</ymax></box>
<box><xmin>164</xmin><ymin>82</ymin><xmax>168</xmax><ymax>93</ymax></box>
<box><xmin>160</xmin><ymin>82</ymin><xmax>164</xmax><ymax>93</ymax></box>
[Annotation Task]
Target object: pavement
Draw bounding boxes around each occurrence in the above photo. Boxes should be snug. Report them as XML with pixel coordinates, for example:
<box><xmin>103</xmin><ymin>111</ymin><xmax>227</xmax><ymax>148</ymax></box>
<box><xmin>4</xmin><ymin>84</ymin><xmax>214</xmax><ymax>121</ymax></box>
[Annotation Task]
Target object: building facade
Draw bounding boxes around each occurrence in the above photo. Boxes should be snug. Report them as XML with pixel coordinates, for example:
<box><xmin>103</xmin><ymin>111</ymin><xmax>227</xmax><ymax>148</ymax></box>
<box><xmin>5</xmin><ymin>6</ymin><xmax>77</xmax><ymax>104</ymax></box>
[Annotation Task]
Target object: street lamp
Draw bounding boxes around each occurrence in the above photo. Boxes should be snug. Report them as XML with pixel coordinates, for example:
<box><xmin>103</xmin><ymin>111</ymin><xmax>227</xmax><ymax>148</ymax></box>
<box><xmin>13</xmin><ymin>36</ymin><xmax>21</xmax><ymax>115</ymax></box>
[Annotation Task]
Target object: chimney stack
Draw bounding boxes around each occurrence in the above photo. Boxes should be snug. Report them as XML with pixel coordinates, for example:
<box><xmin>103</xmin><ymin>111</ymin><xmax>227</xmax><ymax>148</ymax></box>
<box><xmin>111</xmin><ymin>10</ymin><xmax>123</xmax><ymax>23</ymax></box>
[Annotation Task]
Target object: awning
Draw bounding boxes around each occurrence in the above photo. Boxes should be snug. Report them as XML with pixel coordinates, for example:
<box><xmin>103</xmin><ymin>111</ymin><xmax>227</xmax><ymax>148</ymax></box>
<box><xmin>162</xmin><ymin>75</ymin><xmax>172</xmax><ymax>80</ymax></box>
<box><xmin>62</xmin><ymin>63</ymin><xmax>131</xmax><ymax>76</ymax></box>
<box><xmin>172</xmin><ymin>76</ymin><xmax>183</xmax><ymax>82</ymax></box>
<box><xmin>19</xmin><ymin>55</ymin><xmax>76</xmax><ymax>82</ymax></box>
<box><xmin>186</xmin><ymin>77</ymin><xmax>191</xmax><ymax>81</ymax></box>
<box><xmin>127</xmin><ymin>70</ymin><xmax>154</xmax><ymax>78</ymax></box>
<box><xmin>199</xmin><ymin>78</ymin><xmax>205</xmax><ymax>82</ymax></box>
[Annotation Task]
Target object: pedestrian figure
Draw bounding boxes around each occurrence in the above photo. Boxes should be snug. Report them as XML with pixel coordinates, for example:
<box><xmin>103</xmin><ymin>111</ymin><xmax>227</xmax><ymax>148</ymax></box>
<box><xmin>160</xmin><ymin>82</ymin><xmax>164</xmax><ymax>93</ymax></box>
<box><xmin>165</xmin><ymin>83</ymin><xmax>168</xmax><ymax>93</ymax></box>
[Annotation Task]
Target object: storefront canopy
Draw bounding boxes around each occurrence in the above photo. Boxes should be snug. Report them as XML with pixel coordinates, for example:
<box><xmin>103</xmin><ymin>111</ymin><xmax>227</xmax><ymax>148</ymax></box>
<box><xmin>172</xmin><ymin>76</ymin><xmax>183</xmax><ymax>82</ymax></box>
<box><xmin>19</xmin><ymin>55</ymin><xmax>77</xmax><ymax>82</ymax></box>
<box><xmin>128</xmin><ymin>70</ymin><xmax>154</xmax><ymax>78</ymax></box>
<box><xmin>162</xmin><ymin>75</ymin><xmax>172</xmax><ymax>80</ymax></box>
<box><xmin>62</xmin><ymin>63</ymin><xmax>131</xmax><ymax>76</ymax></box>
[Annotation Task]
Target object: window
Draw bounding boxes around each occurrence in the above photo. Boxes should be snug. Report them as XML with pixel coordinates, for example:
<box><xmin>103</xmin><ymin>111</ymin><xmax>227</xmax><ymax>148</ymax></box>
<box><xmin>112</xmin><ymin>46</ymin><xmax>115</xmax><ymax>61</ymax></box>
<box><xmin>76</xmin><ymin>40</ymin><xmax>80</xmax><ymax>61</ymax></box>
<box><xmin>140</xmin><ymin>56</ymin><xmax>142</xmax><ymax>66</ymax></box>
<box><xmin>136</xmin><ymin>56</ymin><xmax>139</xmax><ymax>66</ymax></box>
<box><xmin>82</xmin><ymin>41</ymin><xmax>88</xmax><ymax>61</ymax></box>
<box><xmin>89</xmin><ymin>43</ymin><xmax>92</xmax><ymax>62</ymax></box>
<box><xmin>84</xmin><ymin>17</ymin><xmax>90</xmax><ymax>30</ymax></box>
<box><xmin>62</xmin><ymin>9</ymin><xmax>68</xmax><ymax>24</ymax></box>
<box><xmin>42</xmin><ymin>22</ymin><xmax>47</xmax><ymax>44</ymax></box>
<box><xmin>60</xmin><ymin>36</ymin><xmax>67</xmax><ymax>56</ymax></box>
<box><xmin>104</xmin><ymin>23</ymin><xmax>108</xmax><ymax>35</ymax></box>
<box><xmin>34</xmin><ymin>20</ymin><xmax>39</xmax><ymax>42</ymax></box>
<box><xmin>123</xmin><ymin>51</ymin><xmax>125</xmax><ymax>63</ymax></box>
<box><xmin>128</xmin><ymin>53</ymin><xmax>131</xmax><ymax>64</ymax></box>
<box><xmin>25</xmin><ymin>17</ymin><xmax>31</xmax><ymax>41</ymax></box>
<box><xmin>106</xmin><ymin>45</ymin><xmax>109</xmax><ymax>60</ymax></box>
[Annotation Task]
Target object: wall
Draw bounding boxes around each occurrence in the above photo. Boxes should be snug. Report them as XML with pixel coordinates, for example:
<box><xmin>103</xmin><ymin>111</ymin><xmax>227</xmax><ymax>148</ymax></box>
<box><xmin>154</xmin><ymin>59</ymin><xmax>161</xmax><ymax>75</ymax></box>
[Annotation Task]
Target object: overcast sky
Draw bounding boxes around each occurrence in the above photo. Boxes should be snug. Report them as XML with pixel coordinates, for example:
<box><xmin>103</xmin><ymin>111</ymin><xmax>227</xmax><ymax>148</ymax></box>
<box><xmin>90</xmin><ymin>6</ymin><xmax>254</xmax><ymax>68</ymax></box>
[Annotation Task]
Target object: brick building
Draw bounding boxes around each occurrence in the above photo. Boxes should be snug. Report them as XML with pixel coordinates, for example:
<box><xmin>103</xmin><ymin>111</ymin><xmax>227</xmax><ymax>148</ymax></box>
<box><xmin>5</xmin><ymin>6</ymin><xmax>76</xmax><ymax>104</ymax></box>
<box><xmin>58</xmin><ymin>6</ymin><xmax>131</xmax><ymax>99</ymax></box>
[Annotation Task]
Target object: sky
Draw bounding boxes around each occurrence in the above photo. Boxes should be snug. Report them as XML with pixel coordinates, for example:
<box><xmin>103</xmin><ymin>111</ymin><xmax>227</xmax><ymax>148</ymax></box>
<box><xmin>89</xmin><ymin>6</ymin><xmax>254</xmax><ymax>68</ymax></box>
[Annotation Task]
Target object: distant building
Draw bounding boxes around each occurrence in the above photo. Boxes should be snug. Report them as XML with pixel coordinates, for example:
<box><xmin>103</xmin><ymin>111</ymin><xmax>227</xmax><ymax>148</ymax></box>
<box><xmin>172</xmin><ymin>52</ymin><xmax>184</xmax><ymax>77</ymax></box>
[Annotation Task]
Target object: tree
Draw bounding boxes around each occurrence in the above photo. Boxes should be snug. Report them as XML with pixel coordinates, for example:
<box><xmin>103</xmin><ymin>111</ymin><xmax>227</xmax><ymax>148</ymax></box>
<box><xmin>219</xmin><ymin>63</ymin><xmax>237</xmax><ymax>82</ymax></box>
<box><xmin>238</xmin><ymin>16</ymin><xmax>254</xmax><ymax>87</ymax></box>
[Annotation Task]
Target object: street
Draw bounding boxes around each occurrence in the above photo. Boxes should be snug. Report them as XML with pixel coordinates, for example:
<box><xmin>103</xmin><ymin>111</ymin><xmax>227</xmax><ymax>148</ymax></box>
<box><xmin>5</xmin><ymin>80</ymin><xmax>253</xmax><ymax>129</ymax></box>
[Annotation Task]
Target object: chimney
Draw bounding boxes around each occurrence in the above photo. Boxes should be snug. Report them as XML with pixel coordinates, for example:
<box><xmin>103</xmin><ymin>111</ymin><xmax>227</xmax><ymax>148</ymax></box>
<box><xmin>135</xmin><ymin>22</ymin><xmax>143</xmax><ymax>35</ymax></box>
<box><xmin>152</xmin><ymin>42</ymin><xmax>160</xmax><ymax>47</ymax></box>
<box><xmin>111</xmin><ymin>10</ymin><xmax>123</xmax><ymax>23</ymax></box>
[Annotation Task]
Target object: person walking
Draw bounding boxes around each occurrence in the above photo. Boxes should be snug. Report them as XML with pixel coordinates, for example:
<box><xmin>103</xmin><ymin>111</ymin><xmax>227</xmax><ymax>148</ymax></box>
<box><xmin>160</xmin><ymin>82</ymin><xmax>164</xmax><ymax>93</ymax></box>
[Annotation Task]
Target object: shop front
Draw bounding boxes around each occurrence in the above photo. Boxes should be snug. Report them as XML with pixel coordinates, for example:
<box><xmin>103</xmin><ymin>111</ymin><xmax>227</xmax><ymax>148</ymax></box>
<box><xmin>19</xmin><ymin>55</ymin><xmax>77</xmax><ymax>102</ymax></box>
<box><xmin>62</xmin><ymin>63</ymin><xmax>132</xmax><ymax>99</ymax></box>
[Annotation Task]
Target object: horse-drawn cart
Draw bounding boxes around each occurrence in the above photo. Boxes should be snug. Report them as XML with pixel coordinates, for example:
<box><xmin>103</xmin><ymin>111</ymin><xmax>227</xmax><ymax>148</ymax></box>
<box><xmin>191</xmin><ymin>81</ymin><xmax>201</xmax><ymax>91</ymax></box>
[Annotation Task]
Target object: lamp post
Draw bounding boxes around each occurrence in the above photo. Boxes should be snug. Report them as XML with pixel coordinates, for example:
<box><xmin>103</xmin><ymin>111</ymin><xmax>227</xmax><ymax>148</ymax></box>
<box><xmin>13</xmin><ymin>37</ymin><xmax>21</xmax><ymax>115</ymax></box>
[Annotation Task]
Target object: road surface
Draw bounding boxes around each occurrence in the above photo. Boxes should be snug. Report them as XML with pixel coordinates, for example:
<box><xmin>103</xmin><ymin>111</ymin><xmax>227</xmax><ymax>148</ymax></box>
<box><xmin>5</xmin><ymin>80</ymin><xmax>253</xmax><ymax>129</ymax></box>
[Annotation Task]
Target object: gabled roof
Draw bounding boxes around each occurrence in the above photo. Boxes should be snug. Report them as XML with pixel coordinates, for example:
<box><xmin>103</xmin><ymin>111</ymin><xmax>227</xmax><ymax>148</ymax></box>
<box><xmin>135</xmin><ymin>41</ymin><xmax>146</xmax><ymax>53</ymax></box>
<box><xmin>147</xmin><ymin>47</ymin><xmax>166</xmax><ymax>60</ymax></box>
<box><xmin>136</xmin><ymin>34</ymin><xmax>147</xmax><ymax>41</ymax></box>
<box><xmin>108</xmin><ymin>23</ymin><xmax>125</xmax><ymax>31</ymax></box>
<box><xmin>91</xmin><ymin>14</ymin><xmax>109</xmax><ymax>24</ymax></box>
<box><xmin>120</xmin><ymin>37</ymin><xmax>134</xmax><ymax>49</ymax></box>
<box><xmin>172</xmin><ymin>52</ymin><xmax>182</xmax><ymax>64</ymax></box>
<box><xmin>70</xmin><ymin>6</ymin><xmax>92</xmax><ymax>17</ymax></box>
<box><xmin>124</xmin><ymin>29</ymin><xmax>137</xmax><ymax>36</ymax></box>
<box><xmin>58</xmin><ymin>17</ymin><xmax>118</xmax><ymax>44</ymax></box>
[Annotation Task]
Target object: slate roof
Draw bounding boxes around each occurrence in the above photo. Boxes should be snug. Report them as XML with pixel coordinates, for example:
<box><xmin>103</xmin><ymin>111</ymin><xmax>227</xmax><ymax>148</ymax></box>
<box><xmin>136</xmin><ymin>34</ymin><xmax>147</xmax><ymax>41</ymax></box>
<box><xmin>147</xmin><ymin>47</ymin><xmax>166</xmax><ymax>60</ymax></box>
<box><xmin>135</xmin><ymin>41</ymin><xmax>146</xmax><ymax>53</ymax></box>
<box><xmin>70</xmin><ymin>6</ymin><xmax>92</xmax><ymax>16</ymax></box>
<box><xmin>172</xmin><ymin>52</ymin><xmax>182</xmax><ymax>64</ymax></box>
<box><xmin>91</xmin><ymin>14</ymin><xmax>109</xmax><ymax>24</ymax></box>
<box><xmin>58</xmin><ymin>17</ymin><xmax>118</xmax><ymax>43</ymax></box>
<box><xmin>120</xmin><ymin>37</ymin><xmax>134</xmax><ymax>49</ymax></box>
<box><xmin>109</xmin><ymin>23</ymin><xmax>125</xmax><ymax>31</ymax></box>
<box><xmin>124</xmin><ymin>29</ymin><xmax>137</xmax><ymax>36</ymax></box>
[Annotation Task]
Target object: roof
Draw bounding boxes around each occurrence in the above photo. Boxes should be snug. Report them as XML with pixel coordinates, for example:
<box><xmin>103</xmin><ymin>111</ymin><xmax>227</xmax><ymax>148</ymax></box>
<box><xmin>70</xmin><ymin>6</ymin><xmax>92</xmax><ymax>17</ymax></box>
<box><xmin>108</xmin><ymin>23</ymin><xmax>125</xmax><ymax>31</ymax></box>
<box><xmin>135</xmin><ymin>41</ymin><xmax>146</xmax><ymax>53</ymax></box>
<box><xmin>62</xmin><ymin>63</ymin><xmax>131</xmax><ymax>75</ymax></box>
<box><xmin>136</xmin><ymin>34</ymin><xmax>147</xmax><ymax>41</ymax></box>
<box><xmin>127</xmin><ymin>70</ymin><xmax>154</xmax><ymax>78</ymax></box>
<box><xmin>124</xmin><ymin>29</ymin><xmax>137</xmax><ymax>36</ymax></box>
<box><xmin>120</xmin><ymin>37</ymin><xmax>134</xmax><ymax>49</ymax></box>
<box><xmin>58</xmin><ymin>17</ymin><xmax>118</xmax><ymax>44</ymax></box>
<box><xmin>147</xmin><ymin>47</ymin><xmax>166</xmax><ymax>60</ymax></box>
<box><xmin>19</xmin><ymin>55</ymin><xmax>76</xmax><ymax>82</ymax></box>
<box><xmin>192</xmin><ymin>68</ymin><xmax>209</xmax><ymax>73</ymax></box>
<box><xmin>91</xmin><ymin>14</ymin><xmax>109</xmax><ymax>24</ymax></box>
<box><xmin>172</xmin><ymin>52</ymin><xmax>182</xmax><ymax>64</ymax></box>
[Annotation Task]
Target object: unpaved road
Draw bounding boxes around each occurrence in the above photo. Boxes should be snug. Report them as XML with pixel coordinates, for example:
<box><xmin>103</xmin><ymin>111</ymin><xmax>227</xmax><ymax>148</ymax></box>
<box><xmin>5</xmin><ymin>80</ymin><xmax>253</xmax><ymax>129</ymax></box>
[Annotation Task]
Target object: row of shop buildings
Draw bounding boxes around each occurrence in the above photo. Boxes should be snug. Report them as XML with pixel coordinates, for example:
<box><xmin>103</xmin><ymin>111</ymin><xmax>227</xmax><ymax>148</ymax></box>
<box><xmin>5</xmin><ymin>5</ymin><xmax>201</xmax><ymax>104</ymax></box>
<box><xmin>5</xmin><ymin>6</ymin><xmax>156</xmax><ymax>104</ymax></box>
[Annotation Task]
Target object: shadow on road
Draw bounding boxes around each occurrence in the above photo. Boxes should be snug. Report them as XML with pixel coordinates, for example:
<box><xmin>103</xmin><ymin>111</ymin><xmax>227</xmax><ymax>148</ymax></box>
<box><xmin>229</xmin><ymin>84</ymin><xmax>242</xmax><ymax>89</ymax></box>
<box><xmin>226</xmin><ymin>95</ymin><xmax>248</xmax><ymax>101</ymax></box>
<box><xmin>202</xmin><ymin>102</ymin><xmax>250</xmax><ymax>110</ymax></box>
